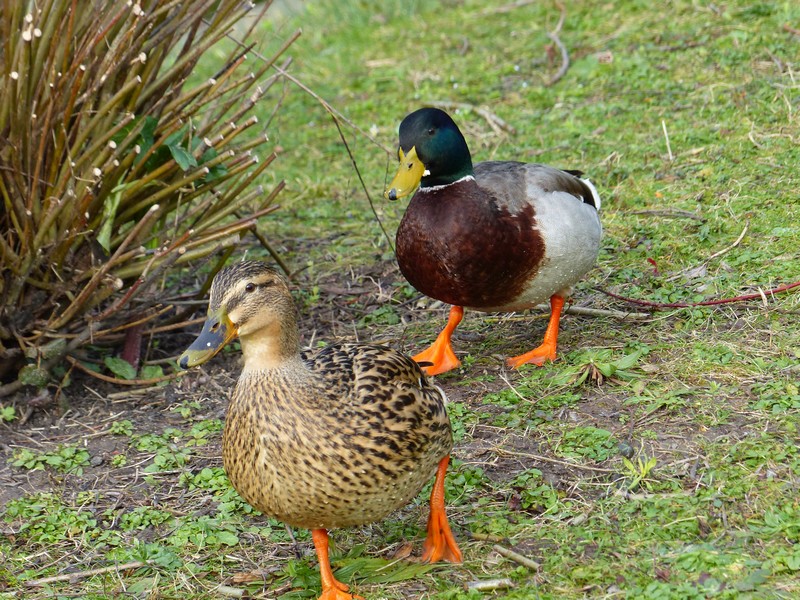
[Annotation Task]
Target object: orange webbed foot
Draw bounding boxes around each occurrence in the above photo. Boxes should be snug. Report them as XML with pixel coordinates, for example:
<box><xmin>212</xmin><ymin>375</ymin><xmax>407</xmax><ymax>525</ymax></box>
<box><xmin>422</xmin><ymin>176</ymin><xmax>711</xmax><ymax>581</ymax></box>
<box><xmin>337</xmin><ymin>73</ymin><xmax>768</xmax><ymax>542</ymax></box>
<box><xmin>420</xmin><ymin>456</ymin><xmax>463</xmax><ymax>564</ymax></box>
<box><xmin>319</xmin><ymin>586</ymin><xmax>364</xmax><ymax>600</ymax></box>
<box><xmin>506</xmin><ymin>341</ymin><xmax>557</xmax><ymax>368</ymax></box>
<box><xmin>413</xmin><ymin>343</ymin><xmax>461</xmax><ymax>376</ymax></box>
<box><xmin>413</xmin><ymin>306</ymin><xmax>464</xmax><ymax>376</ymax></box>
<box><xmin>313</xmin><ymin>529</ymin><xmax>364</xmax><ymax>600</ymax></box>
<box><xmin>506</xmin><ymin>295</ymin><xmax>565</xmax><ymax>369</ymax></box>
<box><xmin>421</xmin><ymin>509</ymin><xmax>462</xmax><ymax>564</ymax></box>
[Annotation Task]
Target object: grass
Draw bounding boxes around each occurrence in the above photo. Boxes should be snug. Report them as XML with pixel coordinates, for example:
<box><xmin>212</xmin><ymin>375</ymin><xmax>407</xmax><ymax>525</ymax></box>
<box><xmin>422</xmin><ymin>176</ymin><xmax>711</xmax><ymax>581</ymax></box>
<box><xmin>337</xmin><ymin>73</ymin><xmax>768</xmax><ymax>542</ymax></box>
<box><xmin>2</xmin><ymin>0</ymin><xmax>800</xmax><ymax>598</ymax></box>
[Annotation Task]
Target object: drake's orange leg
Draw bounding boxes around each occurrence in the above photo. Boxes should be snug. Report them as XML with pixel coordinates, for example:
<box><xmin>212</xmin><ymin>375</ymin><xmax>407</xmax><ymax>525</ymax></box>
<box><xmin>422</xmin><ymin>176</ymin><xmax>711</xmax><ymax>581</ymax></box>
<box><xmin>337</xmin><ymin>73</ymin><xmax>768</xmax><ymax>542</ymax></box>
<box><xmin>506</xmin><ymin>295</ymin><xmax>565</xmax><ymax>369</ymax></box>
<box><xmin>312</xmin><ymin>529</ymin><xmax>363</xmax><ymax>600</ymax></box>
<box><xmin>413</xmin><ymin>306</ymin><xmax>464</xmax><ymax>376</ymax></box>
<box><xmin>421</xmin><ymin>456</ymin><xmax>463</xmax><ymax>564</ymax></box>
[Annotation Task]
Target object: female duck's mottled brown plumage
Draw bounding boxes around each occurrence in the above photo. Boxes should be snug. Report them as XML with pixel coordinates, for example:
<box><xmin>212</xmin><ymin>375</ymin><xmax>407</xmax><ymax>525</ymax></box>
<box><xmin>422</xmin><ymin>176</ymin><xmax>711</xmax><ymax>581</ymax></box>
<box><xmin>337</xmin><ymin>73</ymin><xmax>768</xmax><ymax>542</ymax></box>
<box><xmin>224</xmin><ymin>343</ymin><xmax>453</xmax><ymax>530</ymax></box>
<box><xmin>179</xmin><ymin>261</ymin><xmax>461</xmax><ymax>600</ymax></box>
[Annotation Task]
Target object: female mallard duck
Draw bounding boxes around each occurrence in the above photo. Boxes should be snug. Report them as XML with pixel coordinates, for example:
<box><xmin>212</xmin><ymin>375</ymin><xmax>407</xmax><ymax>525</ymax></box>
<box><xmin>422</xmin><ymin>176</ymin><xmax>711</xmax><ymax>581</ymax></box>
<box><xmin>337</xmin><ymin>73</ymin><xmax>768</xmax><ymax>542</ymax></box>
<box><xmin>385</xmin><ymin>107</ymin><xmax>602</xmax><ymax>375</ymax></box>
<box><xmin>179</xmin><ymin>261</ymin><xmax>461</xmax><ymax>600</ymax></box>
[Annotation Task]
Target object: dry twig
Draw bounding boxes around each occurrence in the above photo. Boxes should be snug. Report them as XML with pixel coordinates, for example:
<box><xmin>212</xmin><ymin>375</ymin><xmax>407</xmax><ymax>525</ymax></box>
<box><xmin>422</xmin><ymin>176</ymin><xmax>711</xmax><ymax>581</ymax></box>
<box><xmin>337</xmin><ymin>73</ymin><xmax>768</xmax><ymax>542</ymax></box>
<box><xmin>466</xmin><ymin>577</ymin><xmax>517</xmax><ymax>591</ymax></box>
<box><xmin>469</xmin><ymin>531</ymin><xmax>507</xmax><ymax>542</ymax></box>
<box><xmin>597</xmin><ymin>279</ymin><xmax>800</xmax><ymax>310</ymax></box>
<box><xmin>704</xmin><ymin>220</ymin><xmax>749</xmax><ymax>263</ymax></box>
<box><xmin>25</xmin><ymin>561</ymin><xmax>149</xmax><ymax>587</ymax></box>
<box><xmin>492</xmin><ymin>544</ymin><xmax>541</xmax><ymax>570</ymax></box>
<box><xmin>629</xmin><ymin>209</ymin><xmax>705</xmax><ymax>222</ymax></box>
<box><xmin>267</xmin><ymin>61</ymin><xmax>392</xmax><ymax>154</ymax></box>
<box><xmin>243</xmin><ymin>57</ymin><xmax>396</xmax><ymax>250</ymax></box>
<box><xmin>487</xmin><ymin>305</ymin><xmax>651</xmax><ymax>321</ymax></box>
<box><xmin>662</xmin><ymin>119</ymin><xmax>674</xmax><ymax>161</ymax></box>
<box><xmin>545</xmin><ymin>2</ymin><xmax>570</xmax><ymax>87</ymax></box>
<box><xmin>783</xmin><ymin>23</ymin><xmax>800</xmax><ymax>36</ymax></box>
<box><xmin>481</xmin><ymin>0</ymin><xmax>537</xmax><ymax>15</ymax></box>
<box><xmin>562</xmin><ymin>305</ymin><xmax>650</xmax><ymax>320</ymax></box>
<box><xmin>428</xmin><ymin>100</ymin><xmax>517</xmax><ymax>135</ymax></box>
<box><xmin>494</xmin><ymin>447</ymin><xmax>617</xmax><ymax>473</ymax></box>
<box><xmin>65</xmin><ymin>356</ymin><xmax>185</xmax><ymax>386</ymax></box>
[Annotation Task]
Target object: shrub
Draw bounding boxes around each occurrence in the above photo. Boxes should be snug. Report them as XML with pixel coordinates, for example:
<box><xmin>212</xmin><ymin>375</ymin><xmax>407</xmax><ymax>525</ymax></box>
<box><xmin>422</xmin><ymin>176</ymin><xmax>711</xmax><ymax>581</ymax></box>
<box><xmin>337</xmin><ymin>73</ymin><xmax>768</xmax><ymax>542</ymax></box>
<box><xmin>0</xmin><ymin>0</ymin><xmax>296</xmax><ymax>394</ymax></box>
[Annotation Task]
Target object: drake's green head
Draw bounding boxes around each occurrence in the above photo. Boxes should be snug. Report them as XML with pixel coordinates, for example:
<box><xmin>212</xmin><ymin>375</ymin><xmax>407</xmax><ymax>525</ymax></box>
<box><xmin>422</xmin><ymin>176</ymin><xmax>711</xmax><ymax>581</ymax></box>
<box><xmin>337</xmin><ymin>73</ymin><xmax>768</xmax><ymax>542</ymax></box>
<box><xmin>385</xmin><ymin>108</ymin><xmax>474</xmax><ymax>200</ymax></box>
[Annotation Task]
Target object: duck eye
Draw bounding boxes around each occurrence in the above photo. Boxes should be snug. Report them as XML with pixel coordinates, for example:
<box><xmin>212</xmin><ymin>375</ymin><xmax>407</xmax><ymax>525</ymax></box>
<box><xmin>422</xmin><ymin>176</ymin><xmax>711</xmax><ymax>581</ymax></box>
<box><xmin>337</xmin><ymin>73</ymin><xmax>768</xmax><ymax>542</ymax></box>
<box><xmin>245</xmin><ymin>283</ymin><xmax>256</xmax><ymax>293</ymax></box>
<box><xmin>427</xmin><ymin>127</ymin><xmax>435</xmax><ymax>135</ymax></box>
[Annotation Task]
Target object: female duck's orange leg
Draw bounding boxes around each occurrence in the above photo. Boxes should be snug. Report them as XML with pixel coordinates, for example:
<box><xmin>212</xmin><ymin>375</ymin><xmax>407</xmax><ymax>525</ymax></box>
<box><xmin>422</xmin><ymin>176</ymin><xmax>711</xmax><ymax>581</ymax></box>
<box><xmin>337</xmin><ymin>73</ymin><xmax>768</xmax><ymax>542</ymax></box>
<box><xmin>312</xmin><ymin>529</ymin><xmax>364</xmax><ymax>600</ymax></box>
<box><xmin>421</xmin><ymin>455</ymin><xmax>463</xmax><ymax>564</ymax></box>
<box><xmin>413</xmin><ymin>306</ymin><xmax>464</xmax><ymax>375</ymax></box>
<box><xmin>506</xmin><ymin>295</ymin><xmax>564</xmax><ymax>369</ymax></box>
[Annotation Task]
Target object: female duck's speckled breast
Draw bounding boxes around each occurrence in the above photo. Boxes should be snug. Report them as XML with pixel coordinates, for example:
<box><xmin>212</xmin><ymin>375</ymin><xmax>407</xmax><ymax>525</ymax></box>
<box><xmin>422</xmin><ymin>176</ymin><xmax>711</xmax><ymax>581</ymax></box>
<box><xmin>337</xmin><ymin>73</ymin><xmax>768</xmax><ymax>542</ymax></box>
<box><xmin>221</xmin><ymin>348</ymin><xmax>452</xmax><ymax>530</ymax></box>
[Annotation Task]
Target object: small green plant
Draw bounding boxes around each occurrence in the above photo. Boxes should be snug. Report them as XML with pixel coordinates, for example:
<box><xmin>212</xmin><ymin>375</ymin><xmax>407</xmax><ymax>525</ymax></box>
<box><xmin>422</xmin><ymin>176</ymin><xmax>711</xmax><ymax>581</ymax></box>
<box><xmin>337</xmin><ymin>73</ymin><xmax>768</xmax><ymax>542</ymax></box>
<box><xmin>0</xmin><ymin>405</ymin><xmax>15</xmax><ymax>422</ymax></box>
<box><xmin>118</xmin><ymin>506</ymin><xmax>175</xmax><ymax>531</ymax></box>
<box><xmin>186</xmin><ymin>420</ymin><xmax>224</xmax><ymax>446</ymax></box>
<box><xmin>133</xmin><ymin>429</ymin><xmax>192</xmax><ymax>472</ymax></box>
<box><xmin>358</xmin><ymin>305</ymin><xmax>400</xmax><ymax>326</ymax></box>
<box><xmin>445</xmin><ymin>462</ymin><xmax>490</xmax><ymax>505</ymax></box>
<box><xmin>749</xmin><ymin>503</ymin><xmax>800</xmax><ymax>538</ymax></box>
<box><xmin>134</xmin><ymin>429</ymin><xmax>183</xmax><ymax>452</ymax></box>
<box><xmin>750</xmin><ymin>379</ymin><xmax>800</xmax><ymax>413</ymax></box>
<box><xmin>111</xmin><ymin>454</ymin><xmax>128</xmax><ymax>468</ymax></box>
<box><xmin>181</xmin><ymin>466</ymin><xmax>231</xmax><ymax>493</ymax></box>
<box><xmin>563</xmin><ymin>346</ymin><xmax>650</xmax><ymax>386</ymax></box>
<box><xmin>140</xmin><ymin>365</ymin><xmax>166</xmax><ymax>382</ymax></box>
<box><xmin>625</xmin><ymin>387</ymin><xmax>698</xmax><ymax>416</ymax></box>
<box><xmin>170</xmin><ymin>400</ymin><xmax>202</xmax><ymax>420</ymax></box>
<box><xmin>510</xmin><ymin>469</ymin><xmax>565</xmax><ymax>515</ymax></box>
<box><xmin>445</xmin><ymin>401</ymin><xmax>485</xmax><ymax>442</ymax></box>
<box><xmin>10</xmin><ymin>445</ymin><xmax>91</xmax><ymax>475</ymax></box>
<box><xmin>556</xmin><ymin>427</ymin><xmax>617</xmax><ymax>462</ymax></box>
<box><xmin>110</xmin><ymin>419</ymin><xmax>134</xmax><ymax>436</ymax></box>
<box><xmin>3</xmin><ymin>493</ymin><xmax>99</xmax><ymax>545</ymax></box>
<box><xmin>763</xmin><ymin>546</ymin><xmax>800</xmax><ymax>574</ymax></box>
<box><xmin>104</xmin><ymin>357</ymin><xmax>139</xmax><ymax>381</ymax></box>
<box><xmin>621</xmin><ymin>454</ymin><xmax>658</xmax><ymax>491</ymax></box>
<box><xmin>168</xmin><ymin>515</ymin><xmax>240</xmax><ymax>549</ymax></box>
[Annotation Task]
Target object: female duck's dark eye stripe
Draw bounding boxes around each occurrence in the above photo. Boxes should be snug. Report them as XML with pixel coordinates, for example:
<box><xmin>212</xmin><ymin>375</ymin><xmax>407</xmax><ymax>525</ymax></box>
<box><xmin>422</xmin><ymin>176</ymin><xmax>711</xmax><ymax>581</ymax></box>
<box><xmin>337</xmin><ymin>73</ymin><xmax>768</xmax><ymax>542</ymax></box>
<box><xmin>227</xmin><ymin>295</ymin><xmax>243</xmax><ymax>313</ymax></box>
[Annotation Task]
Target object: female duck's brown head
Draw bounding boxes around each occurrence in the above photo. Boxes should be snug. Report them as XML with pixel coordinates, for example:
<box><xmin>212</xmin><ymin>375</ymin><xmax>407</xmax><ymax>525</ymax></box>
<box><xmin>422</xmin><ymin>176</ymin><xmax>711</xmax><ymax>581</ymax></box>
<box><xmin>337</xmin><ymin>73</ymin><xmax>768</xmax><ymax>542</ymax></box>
<box><xmin>179</xmin><ymin>261</ymin><xmax>299</xmax><ymax>370</ymax></box>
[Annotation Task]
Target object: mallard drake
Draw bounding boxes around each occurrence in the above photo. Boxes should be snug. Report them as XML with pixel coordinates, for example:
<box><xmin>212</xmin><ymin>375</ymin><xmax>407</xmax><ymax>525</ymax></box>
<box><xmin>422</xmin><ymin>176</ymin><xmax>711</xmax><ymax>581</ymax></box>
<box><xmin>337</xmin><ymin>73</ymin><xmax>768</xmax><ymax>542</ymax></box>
<box><xmin>385</xmin><ymin>107</ymin><xmax>602</xmax><ymax>375</ymax></box>
<box><xmin>179</xmin><ymin>261</ymin><xmax>461</xmax><ymax>600</ymax></box>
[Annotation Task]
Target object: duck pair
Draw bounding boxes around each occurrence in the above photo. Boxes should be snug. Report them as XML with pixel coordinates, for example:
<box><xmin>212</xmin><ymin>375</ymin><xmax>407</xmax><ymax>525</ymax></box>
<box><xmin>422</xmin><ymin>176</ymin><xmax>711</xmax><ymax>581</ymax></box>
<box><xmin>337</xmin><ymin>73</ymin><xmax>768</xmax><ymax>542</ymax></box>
<box><xmin>179</xmin><ymin>108</ymin><xmax>602</xmax><ymax>599</ymax></box>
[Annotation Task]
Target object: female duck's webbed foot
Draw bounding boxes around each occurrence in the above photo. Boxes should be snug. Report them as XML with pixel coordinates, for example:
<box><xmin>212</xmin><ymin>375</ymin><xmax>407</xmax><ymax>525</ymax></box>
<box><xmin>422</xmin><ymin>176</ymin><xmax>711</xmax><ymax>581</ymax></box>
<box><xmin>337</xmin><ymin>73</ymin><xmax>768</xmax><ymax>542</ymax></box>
<box><xmin>413</xmin><ymin>306</ymin><xmax>464</xmax><ymax>376</ymax></box>
<box><xmin>506</xmin><ymin>295</ymin><xmax>564</xmax><ymax>369</ymax></box>
<box><xmin>312</xmin><ymin>529</ymin><xmax>364</xmax><ymax>600</ymax></box>
<box><xmin>420</xmin><ymin>456</ymin><xmax>463</xmax><ymax>564</ymax></box>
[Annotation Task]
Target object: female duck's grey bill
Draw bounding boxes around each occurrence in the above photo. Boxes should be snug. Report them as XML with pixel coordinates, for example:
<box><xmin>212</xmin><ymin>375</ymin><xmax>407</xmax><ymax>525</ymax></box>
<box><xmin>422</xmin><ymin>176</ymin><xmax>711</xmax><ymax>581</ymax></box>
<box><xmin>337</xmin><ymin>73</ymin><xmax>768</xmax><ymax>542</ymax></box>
<box><xmin>179</xmin><ymin>317</ymin><xmax>231</xmax><ymax>369</ymax></box>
